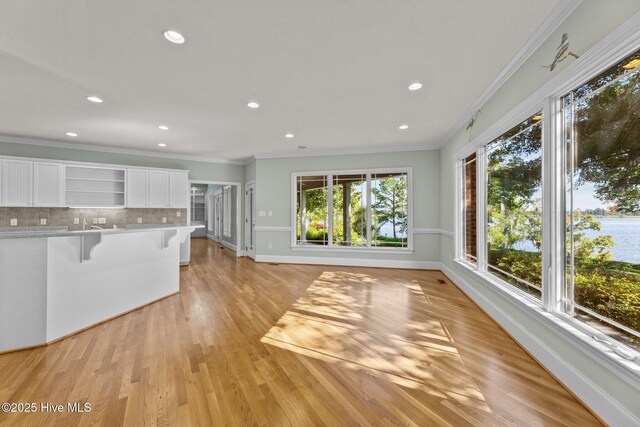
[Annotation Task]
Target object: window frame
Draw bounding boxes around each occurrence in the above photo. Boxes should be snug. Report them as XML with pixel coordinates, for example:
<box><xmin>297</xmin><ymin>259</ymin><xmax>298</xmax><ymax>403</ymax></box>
<box><xmin>453</xmin><ymin>24</ymin><xmax>640</xmax><ymax>383</ymax></box>
<box><xmin>291</xmin><ymin>167</ymin><xmax>413</xmax><ymax>252</ymax></box>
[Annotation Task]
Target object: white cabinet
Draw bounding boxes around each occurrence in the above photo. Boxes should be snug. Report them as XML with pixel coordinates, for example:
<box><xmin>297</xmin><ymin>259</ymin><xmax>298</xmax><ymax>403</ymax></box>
<box><xmin>1</xmin><ymin>159</ymin><xmax>33</xmax><ymax>206</ymax></box>
<box><xmin>169</xmin><ymin>171</ymin><xmax>188</xmax><ymax>208</ymax></box>
<box><xmin>0</xmin><ymin>155</ymin><xmax>189</xmax><ymax>209</ymax></box>
<box><xmin>33</xmin><ymin>162</ymin><xmax>65</xmax><ymax>207</ymax></box>
<box><xmin>149</xmin><ymin>170</ymin><xmax>170</xmax><ymax>208</ymax></box>
<box><xmin>126</xmin><ymin>169</ymin><xmax>150</xmax><ymax>207</ymax></box>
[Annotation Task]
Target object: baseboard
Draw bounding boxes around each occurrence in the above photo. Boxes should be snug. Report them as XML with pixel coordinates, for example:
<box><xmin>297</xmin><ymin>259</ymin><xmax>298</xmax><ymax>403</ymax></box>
<box><xmin>439</xmin><ymin>263</ymin><xmax>639</xmax><ymax>427</ymax></box>
<box><xmin>207</xmin><ymin>235</ymin><xmax>238</xmax><ymax>253</ymax></box>
<box><xmin>254</xmin><ymin>254</ymin><xmax>440</xmax><ymax>270</ymax></box>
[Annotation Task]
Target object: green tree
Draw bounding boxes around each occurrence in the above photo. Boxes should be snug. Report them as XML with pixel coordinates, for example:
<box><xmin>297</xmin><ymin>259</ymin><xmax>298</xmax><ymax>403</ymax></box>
<box><xmin>372</xmin><ymin>175</ymin><xmax>408</xmax><ymax>238</ymax></box>
<box><xmin>571</xmin><ymin>212</ymin><xmax>615</xmax><ymax>260</ymax></box>
<box><xmin>573</xmin><ymin>66</ymin><xmax>640</xmax><ymax>212</ymax></box>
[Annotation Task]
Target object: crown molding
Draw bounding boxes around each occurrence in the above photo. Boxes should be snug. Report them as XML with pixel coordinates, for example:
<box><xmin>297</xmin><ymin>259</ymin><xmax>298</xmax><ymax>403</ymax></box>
<box><xmin>0</xmin><ymin>134</ymin><xmax>251</xmax><ymax>166</ymax></box>
<box><xmin>253</xmin><ymin>143</ymin><xmax>436</xmax><ymax>160</ymax></box>
<box><xmin>437</xmin><ymin>0</ymin><xmax>583</xmax><ymax>149</ymax></box>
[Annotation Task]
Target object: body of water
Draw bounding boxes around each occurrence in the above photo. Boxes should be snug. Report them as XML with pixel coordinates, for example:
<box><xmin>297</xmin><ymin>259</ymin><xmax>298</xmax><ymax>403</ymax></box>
<box><xmin>582</xmin><ymin>217</ymin><xmax>640</xmax><ymax>264</ymax></box>
<box><xmin>514</xmin><ymin>217</ymin><xmax>640</xmax><ymax>264</ymax></box>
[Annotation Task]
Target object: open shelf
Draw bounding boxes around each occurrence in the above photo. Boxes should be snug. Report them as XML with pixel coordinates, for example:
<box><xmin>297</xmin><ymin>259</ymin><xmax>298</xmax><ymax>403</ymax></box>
<box><xmin>66</xmin><ymin>166</ymin><xmax>126</xmax><ymax>207</ymax></box>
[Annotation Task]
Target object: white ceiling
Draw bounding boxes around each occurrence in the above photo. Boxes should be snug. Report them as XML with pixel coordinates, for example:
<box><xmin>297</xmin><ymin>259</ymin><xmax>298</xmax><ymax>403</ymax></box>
<box><xmin>0</xmin><ymin>0</ymin><xmax>561</xmax><ymax>162</ymax></box>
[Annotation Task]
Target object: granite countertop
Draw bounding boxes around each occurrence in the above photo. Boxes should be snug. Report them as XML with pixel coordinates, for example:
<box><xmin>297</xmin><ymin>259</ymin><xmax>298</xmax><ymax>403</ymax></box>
<box><xmin>0</xmin><ymin>224</ymin><xmax>204</xmax><ymax>239</ymax></box>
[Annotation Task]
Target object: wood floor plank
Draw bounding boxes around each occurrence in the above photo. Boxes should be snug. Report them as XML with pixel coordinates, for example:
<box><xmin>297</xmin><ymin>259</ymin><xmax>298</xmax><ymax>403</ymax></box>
<box><xmin>0</xmin><ymin>239</ymin><xmax>601</xmax><ymax>426</ymax></box>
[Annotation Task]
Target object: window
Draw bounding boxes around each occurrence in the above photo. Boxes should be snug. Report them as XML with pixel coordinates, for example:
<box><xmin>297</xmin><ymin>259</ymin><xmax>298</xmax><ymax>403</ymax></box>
<box><xmin>458</xmin><ymin>46</ymin><xmax>640</xmax><ymax>358</ymax></box>
<box><xmin>294</xmin><ymin>169</ymin><xmax>411</xmax><ymax>249</ymax></box>
<box><xmin>563</xmin><ymin>49</ymin><xmax>640</xmax><ymax>351</ymax></box>
<box><xmin>332</xmin><ymin>174</ymin><xmax>367</xmax><ymax>246</ymax></box>
<box><xmin>222</xmin><ymin>186</ymin><xmax>231</xmax><ymax>238</ymax></box>
<box><xmin>296</xmin><ymin>175</ymin><xmax>329</xmax><ymax>245</ymax></box>
<box><xmin>463</xmin><ymin>153</ymin><xmax>477</xmax><ymax>264</ymax></box>
<box><xmin>371</xmin><ymin>172</ymin><xmax>409</xmax><ymax>248</ymax></box>
<box><xmin>486</xmin><ymin>113</ymin><xmax>543</xmax><ymax>299</ymax></box>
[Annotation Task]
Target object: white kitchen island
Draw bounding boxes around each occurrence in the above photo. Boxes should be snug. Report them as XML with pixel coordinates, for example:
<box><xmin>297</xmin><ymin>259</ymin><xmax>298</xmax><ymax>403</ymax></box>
<box><xmin>0</xmin><ymin>225</ymin><xmax>197</xmax><ymax>353</ymax></box>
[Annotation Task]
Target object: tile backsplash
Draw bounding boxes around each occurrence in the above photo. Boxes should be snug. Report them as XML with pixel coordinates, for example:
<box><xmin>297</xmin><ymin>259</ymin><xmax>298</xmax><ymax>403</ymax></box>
<box><xmin>0</xmin><ymin>207</ymin><xmax>187</xmax><ymax>230</ymax></box>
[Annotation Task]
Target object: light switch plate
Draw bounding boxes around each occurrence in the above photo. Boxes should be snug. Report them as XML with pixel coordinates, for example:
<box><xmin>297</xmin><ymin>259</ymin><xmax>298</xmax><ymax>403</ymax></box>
<box><xmin>40</xmin><ymin>218</ymin><xmax>47</xmax><ymax>225</ymax></box>
<box><xmin>162</xmin><ymin>217</ymin><xmax>167</xmax><ymax>223</ymax></box>
<box><xmin>176</xmin><ymin>211</ymin><xmax>181</xmax><ymax>217</ymax></box>
<box><xmin>73</xmin><ymin>218</ymin><xmax>80</xmax><ymax>225</ymax></box>
<box><xmin>268</xmin><ymin>211</ymin><xmax>272</xmax><ymax>216</ymax></box>
<box><xmin>259</xmin><ymin>211</ymin><xmax>266</xmax><ymax>217</ymax></box>
<box><xmin>10</xmin><ymin>219</ymin><xmax>17</xmax><ymax>226</ymax></box>
<box><xmin>137</xmin><ymin>218</ymin><xmax>142</xmax><ymax>224</ymax></box>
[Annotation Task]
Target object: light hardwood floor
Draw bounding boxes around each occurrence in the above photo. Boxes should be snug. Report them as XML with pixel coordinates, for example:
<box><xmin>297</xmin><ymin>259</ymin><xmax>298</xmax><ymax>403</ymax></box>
<box><xmin>0</xmin><ymin>239</ymin><xmax>601</xmax><ymax>426</ymax></box>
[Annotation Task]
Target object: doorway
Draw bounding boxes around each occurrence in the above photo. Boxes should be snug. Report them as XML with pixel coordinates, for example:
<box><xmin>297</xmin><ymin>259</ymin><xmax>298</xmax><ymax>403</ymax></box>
<box><xmin>245</xmin><ymin>181</ymin><xmax>256</xmax><ymax>259</ymax></box>
<box><xmin>189</xmin><ymin>184</ymin><xmax>208</xmax><ymax>238</ymax></box>
<box><xmin>190</xmin><ymin>180</ymin><xmax>243</xmax><ymax>257</ymax></box>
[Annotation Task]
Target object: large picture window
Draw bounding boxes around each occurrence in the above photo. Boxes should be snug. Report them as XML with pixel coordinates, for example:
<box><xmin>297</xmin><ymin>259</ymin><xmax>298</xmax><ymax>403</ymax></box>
<box><xmin>295</xmin><ymin>169</ymin><xmax>411</xmax><ymax>249</ymax></box>
<box><xmin>486</xmin><ymin>112</ymin><xmax>543</xmax><ymax>299</ymax></box>
<box><xmin>458</xmin><ymin>46</ymin><xmax>640</xmax><ymax>357</ymax></box>
<box><xmin>563</xmin><ymin>49</ymin><xmax>640</xmax><ymax>350</ymax></box>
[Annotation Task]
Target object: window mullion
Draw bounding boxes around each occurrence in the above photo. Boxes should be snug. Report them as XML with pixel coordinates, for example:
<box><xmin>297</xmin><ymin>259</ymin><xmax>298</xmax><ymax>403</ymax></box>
<box><xmin>542</xmin><ymin>98</ymin><xmax>564</xmax><ymax>312</ymax></box>
<box><xmin>476</xmin><ymin>147</ymin><xmax>488</xmax><ymax>272</ymax></box>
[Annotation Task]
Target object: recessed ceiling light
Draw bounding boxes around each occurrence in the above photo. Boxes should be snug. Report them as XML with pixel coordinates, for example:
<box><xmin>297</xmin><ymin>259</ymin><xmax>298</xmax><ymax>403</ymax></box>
<box><xmin>158</xmin><ymin>125</ymin><xmax>169</xmax><ymax>130</ymax></box>
<box><xmin>298</xmin><ymin>145</ymin><xmax>307</xmax><ymax>149</ymax></box>
<box><xmin>163</xmin><ymin>30</ymin><xmax>185</xmax><ymax>44</ymax></box>
<box><xmin>87</xmin><ymin>96</ymin><xmax>103</xmax><ymax>103</ymax></box>
<box><xmin>398</xmin><ymin>124</ymin><xmax>409</xmax><ymax>130</ymax></box>
<box><xmin>408</xmin><ymin>82</ymin><xmax>422</xmax><ymax>91</ymax></box>
<box><xmin>158</xmin><ymin>143</ymin><xmax>167</xmax><ymax>147</ymax></box>
<box><xmin>247</xmin><ymin>101</ymin><xmax>260</xmax><ymax>109</ymax></box>
<box><xmin>66</xmin><ymin>132</ymin><xmax>77</xmax><ymax>137</ymax></box>
<box><xmin>285</xmin><ymin>133</ymin><xmax>294</xmax><ymax>138</ymax></box>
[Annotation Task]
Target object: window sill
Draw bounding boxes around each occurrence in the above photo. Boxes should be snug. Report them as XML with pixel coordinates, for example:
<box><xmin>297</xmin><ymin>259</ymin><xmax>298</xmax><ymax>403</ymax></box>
<box><xmin>452</xmin><ymin>259</ymin><xmax>640</xmax><ymax>390</ymax></box>
<box><xmin>291</xmin><ymin>245</ymin><xmax>414</xmax><ymax>254</ymax></box>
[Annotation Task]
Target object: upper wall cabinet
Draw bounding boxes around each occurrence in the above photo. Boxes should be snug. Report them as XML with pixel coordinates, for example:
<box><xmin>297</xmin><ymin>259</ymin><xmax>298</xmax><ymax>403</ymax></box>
<box><xmin>33</xmin><ymin>162</ymin><xmax>65</xmax><ymax>207</ymax></box>
<box><xmin>126</xmin><ymin>169</ymin><xmax>188</xmax><ymax>208</ymax></box>
<box><xmin>0</xmin><ymin>155</ymin><xmax>189</xmax><ymax>209</ymax></box>
<box><xmin>1</xmin><ymin>159</ymin><xmax>33</xmax><ymax>207</ymax></box>
<box><xmin>149</xmin><ymin>170</ymin><xmax>170</xmax><ymax>208</ymax></box>
<box><xmin>126</xmin><ymin>169</ymin><xmax>150</xmax><ymax>208</ymax></box>
<box><xmin>169</xmin><ymin>172</ymin><xmax>188</xmax><ymax>208</ymax></box>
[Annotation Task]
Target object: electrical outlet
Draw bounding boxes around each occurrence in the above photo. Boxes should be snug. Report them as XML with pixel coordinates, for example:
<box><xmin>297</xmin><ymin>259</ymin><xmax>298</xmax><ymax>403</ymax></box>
<box><xmin>176</xmin><ymin>211</ymin><xmax>181</xmax><ymax>217</ymax></box>
<box><xmin>259</xmin><ymin>211</ymin><xmax>266</xmax><ymax>217</ymax></box>
<box><xmin>40</xmin><ymin>218</ymin><xmax>47</xmax><ymax>225</ymax></box>
<box><xmin>73</xmin><ymin>218</ymin><xmax>80</xmax><ymax>225</ymax></box>
<box><xmin>268</xmin><ymin>211</ymin><xmax>272</xmax><ymax>216</ymax></box>
<box><xmin>268</xmin><ymin>243</ymin><xmax>273</xmax><ymax>249</ymax></box>
<box><xmin>162</xmin><ymin>217</ymin><xmax>167</xmax><ymax>223</ymax></box>
<box><xmin>98</xmin><ymin>218</ymin><xmax>106</xmax><ymax>224</ymax></box>
<box><xmin>10</xmin><ymin>219</ymin><xmax>17</xmax><ymax>226</ymax></box>
<box><xmin>137</xmin><ymin>218</ymin><xmax>142</xmax><ymax>224</ymax></box>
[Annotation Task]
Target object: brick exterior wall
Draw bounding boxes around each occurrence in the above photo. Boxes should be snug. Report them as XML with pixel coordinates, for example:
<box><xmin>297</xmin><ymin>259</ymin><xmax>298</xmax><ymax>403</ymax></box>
<box><xmin>464</xmin><ymin>154</ymin><xmax>477</xmax><ymax>261</ymax></box>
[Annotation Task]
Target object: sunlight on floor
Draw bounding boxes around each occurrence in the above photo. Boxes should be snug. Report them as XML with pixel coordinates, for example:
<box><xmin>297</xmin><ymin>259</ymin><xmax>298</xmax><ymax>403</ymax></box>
<box><xmin>261</xmin><ymin>271</ymin><xmax>491</xmax><ymax>413</ymax></box>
